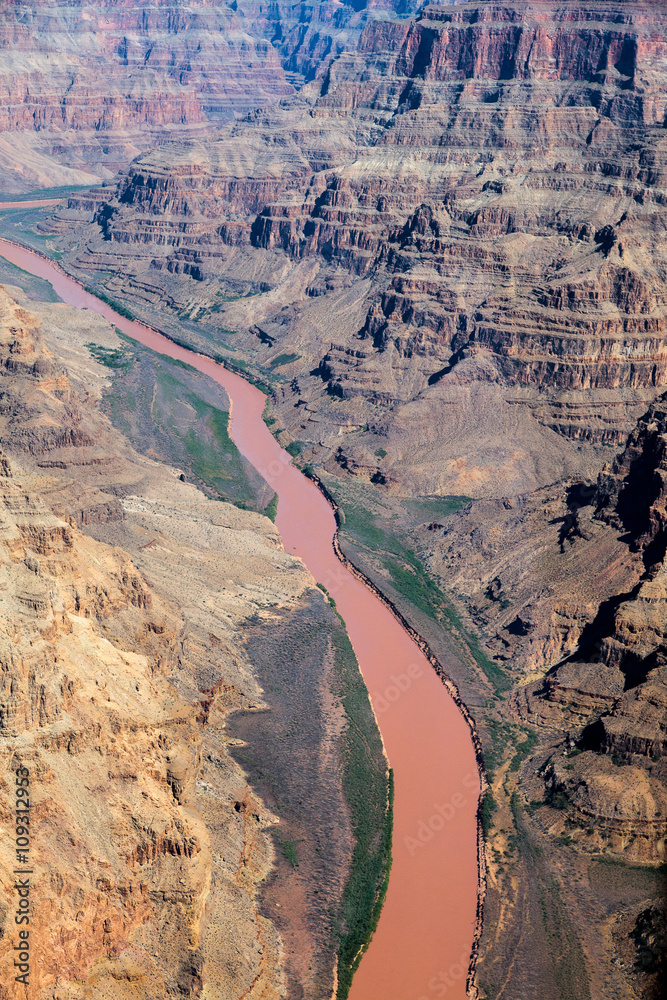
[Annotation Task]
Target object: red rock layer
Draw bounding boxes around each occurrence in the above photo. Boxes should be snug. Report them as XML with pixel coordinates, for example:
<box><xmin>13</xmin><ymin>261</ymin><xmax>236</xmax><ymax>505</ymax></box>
<box><xmin>0</xmin><ymin>0</ymin><xmax>424</xmax><ymax>190</ymax></box>
<box><xmin>0</xmin><ymin>0</ymin><xmax>296</xmax><ymax>189</ymax></box>
<box><xmin>83</xmin><ymin>1</ymin><xmax>667</xmax><ymax>444</ymax></box>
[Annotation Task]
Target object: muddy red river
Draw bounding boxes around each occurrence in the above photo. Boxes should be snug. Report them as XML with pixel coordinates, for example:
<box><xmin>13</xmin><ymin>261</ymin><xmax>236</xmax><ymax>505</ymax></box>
<box><xmin>0</xmin><ymin>237</ymin><xmax>480</xmax><ymax>1000</ymax></box>
<box><xmin>0</xmin><ymin>199</ymin><xmax>65</xmax><ymax>210</ymax></box>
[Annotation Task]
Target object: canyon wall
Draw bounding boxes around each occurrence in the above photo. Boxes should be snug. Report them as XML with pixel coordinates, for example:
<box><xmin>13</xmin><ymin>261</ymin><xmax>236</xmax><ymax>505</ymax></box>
<box><xmin>417</xmin><ymin>387</ymin><xmax>667</xmax><ymax>999</ymax></box>
<box><xmin>56</xmin><ymin>0</ymin><xmax>667</xmax><ymax>496</ymax></box>
<box><xmin>0</xmin><ymin>0</ymin><xmax>418</xmax><ymax>192</ymax></box>
<box><xmin>0</xmin><ymin>0</ymin><xmax>292</xmax><ymax>191</ymax></box>
<box><xmin>44</xmin><ymin>6</ymin><xmax>667</xmax><ymax>995</ymax></box>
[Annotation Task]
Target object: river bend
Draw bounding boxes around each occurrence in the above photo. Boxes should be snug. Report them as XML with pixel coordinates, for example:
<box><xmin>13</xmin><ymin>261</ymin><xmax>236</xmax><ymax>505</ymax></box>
<box><xmin>0</xmin><ymin>238</ymin><xmax>479</xmax><ymax>1000</ymax></box>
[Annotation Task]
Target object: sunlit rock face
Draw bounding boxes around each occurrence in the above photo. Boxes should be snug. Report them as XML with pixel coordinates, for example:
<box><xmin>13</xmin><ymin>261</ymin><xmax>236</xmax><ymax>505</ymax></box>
<box><xmin>0</xmin><ymin>0</ymin><xmax>423</xmax><ymax>191</ymax></box>
<box><xmin>61</xmin><ymin>1</ymin><xmax>667</xmax><ymax>498</ymax></box>
<box><xmin>0</xmin><ymin>284</ymin><xmax>358</xmax><ymax>1000</ymax></box>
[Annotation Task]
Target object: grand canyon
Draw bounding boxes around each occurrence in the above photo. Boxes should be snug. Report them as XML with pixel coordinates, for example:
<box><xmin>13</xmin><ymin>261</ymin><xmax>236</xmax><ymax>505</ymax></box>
<box><xmin>0</xmin><ymin>1</ymin><xmax>665</xmax><ymax>999</ymax></box>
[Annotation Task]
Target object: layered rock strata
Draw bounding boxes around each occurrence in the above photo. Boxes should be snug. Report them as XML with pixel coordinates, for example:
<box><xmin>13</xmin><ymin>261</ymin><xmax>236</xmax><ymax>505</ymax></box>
<box><xmin>414</xmin><ymin>392</ymin><xmax>667</xmax><ymax>999</ymax></box>
<box><xmin>423</xmin><ymin>389</ymin><xmax>667</xmax><ymax>860</ymax></box>
<box><xmin>0</xmin><ymin>0</ymin><xmax>294</xmax><ymax>191</ymax></box>
<box><xmin>0</xmin><ymin>0</ymin><xmax>419</xmax><ymax>192</ymax></box>
<box><xmin>58</xmin><ymin>0</ymin><xmax>667</xmax><ymax>495</ymax></box>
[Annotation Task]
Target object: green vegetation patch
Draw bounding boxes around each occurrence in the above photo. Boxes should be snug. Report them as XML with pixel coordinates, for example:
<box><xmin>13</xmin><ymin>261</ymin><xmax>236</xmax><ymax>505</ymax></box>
<box><xmin>482</xmin><ymin>721</ymin><xmax>537</xmax><ymax>779</ymax></box>
<box><xmin>0</xmin><ymin>185</ymin><xmax>90</xmax><ymax>202</ymax></box>
<box><xmin>331</xmin><ymin>624</ymin><xmax>393</xmax><ymax>999</ymax></box>
<box><xmin>84</xmin><ymin>285</ymin><xmax>135</xmax><ymax>321</ymax></box>
<box><xmin>100</xmin><ymin>340</ymin><xmax>258</xmax><ymax>507</ymax></box>
<box><xmin>480</xmin><ymin>790</ymin><xmax>497</xmax><ymax>836</ymax></box>
<box><xmin>269</xmin><ymin>352</ymin><xmax>301</xmax><ymax>369</ymax></box>
<box><xmin>86</xmin><ymin>342</ymin><xmax>135</xmax><ymax>369</ymax></box>
<box><xmin>332</xmin><ymin>485</ymin><xmax>511</xmax><ymax>693</ymax></box>
<box><xmin>163</xmin><ymin>378</ymin><xmax>246</xmax><ymax>494</ymax></box>
<box><xmin>545</xmin><ymin>787</ymin><xmax>569</xmax><ymax>811</ymax></box>
<box><xmin>276</xmin><ymin>836</ymin><xmax>299</xmax><ymax>868</ymax></box>
<box><xmin>509</xmin><ymin>730</ymin><xmax>538</xmax><ymax>772</ymax></box>
<box><xmin>262</xmin><ymin>399</ymin><xmax>277</xmax><ymax>427</ymax></box>
<box><xmin>404</xmin><ymin>495</ymin><xmax>472</xmax><ymax>519</ymax></box>
<box><xmin>264</xmin><ymin>493</ymin><xmax>278</xmax><ymax>523</ymax></box>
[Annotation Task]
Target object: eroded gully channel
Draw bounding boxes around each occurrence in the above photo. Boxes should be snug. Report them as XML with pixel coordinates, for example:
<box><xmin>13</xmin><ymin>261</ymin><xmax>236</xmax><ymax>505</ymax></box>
<box><xmin>0</xmin><ymin>237</ymin><xmax>480</xmax><ymax>1000</ymax></box>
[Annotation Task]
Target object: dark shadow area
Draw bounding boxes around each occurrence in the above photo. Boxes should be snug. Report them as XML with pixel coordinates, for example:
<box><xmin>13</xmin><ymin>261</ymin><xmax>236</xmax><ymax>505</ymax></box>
<box><xmin>543</xmin><ymin>583</ymin><xmax>643</xmax><ymax>681</ymax></box>
<box><xmin>427</xmin><ymin>348</ymin><xmax>465</xmax><ymax>385</ymax></box>
<box><xmin>611</xmin><ymin>446</ymin><xmax>664</xmax><ymax>543</ymax></box>
<box><xmin>632</xmin><ymin>902</ymin><xmax>667</xmax><ymax>999</ymax></box>
<box><xmin>506</xmin><ymin>616</ymin><xmax>530</xmax><ymax>637</ymax></box>
<box><xmin>573</xmin><ymin>585</ymin><xmax>642</xmax><ymax>663</ymax></box>
<box><xmin>549</xmin><ymin>480</ymin><xmax>597</xmax><ymax>550</ymax></box>
<box><xmin>624</xmin><ymin>646</ymin><xmax>663</xmax><ymax>691</ymax></box>
<box><xmin>579</xmin><ymin>716</ymin><xmax>606</xmax><ymax>752</ymax></box>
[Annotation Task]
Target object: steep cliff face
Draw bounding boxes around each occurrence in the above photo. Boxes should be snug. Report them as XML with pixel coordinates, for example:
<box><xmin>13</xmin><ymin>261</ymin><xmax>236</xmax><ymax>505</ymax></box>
<box><xmin>413</xmin><ymin>392</ymin><xmax>667</xmax><ymax>998</ymax></box>
<box><xmin>423</xmin><ymin>388</ymin><xmax>667</xmax><ymax>865</ymax></box>
<box><xmin>0</xmin><ymin>0</ymin><xmax>417</xmax><ymax>192</ymax></box>
<box><xmin>59</xmin><ymin>0</ymin><xmax>667</xmax><ymax>496</ymax></box>
<box><xmin>0</xmin><ymin>0</ymin><xmax>297</xmax><ymax>191</ymax></box>
<box><xmin>237</xmin><ymin>0</ymin><xmax>429</xmax><ymax>86</ymax></box>
<box><xmin>0</xmin><ymin>283</ymin><xmax>361</xmax><ymax>999</ymax></box>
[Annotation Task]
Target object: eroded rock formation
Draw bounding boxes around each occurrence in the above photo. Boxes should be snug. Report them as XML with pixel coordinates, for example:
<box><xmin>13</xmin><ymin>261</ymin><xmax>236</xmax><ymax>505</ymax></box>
<box><xmin>0</xmin><ymin>284</ymin><xmax>358</xmax><ymax>999</ymax></box>
<box><xmin>421</xmin><ymin>387</ymin><xmax>667</xmax><ymax>860</ymax></box>
<box><xmin>0</xmin><ymin>0</ymin><xmax>419</xmax><ymax>192</ymax></box>
<box><xmin>55</xmin><ymin>0</ymin><xmax>667</xmax><ymax>496</ymax></box>
<box><xmin>26</xmin><ymin>3</ymin><xmax>667</xmax><ymax>995</ymax></box>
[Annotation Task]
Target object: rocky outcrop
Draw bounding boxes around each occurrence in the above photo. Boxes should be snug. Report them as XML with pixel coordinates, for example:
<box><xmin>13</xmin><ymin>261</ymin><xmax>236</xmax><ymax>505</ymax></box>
<box><xmin>420</xmin><ymin>388</ymin><xmax>667</xmax><ymax>863</ymax></box>
<box><xmin>596</xmin><ymin>395</ymin><xmax>667</xmax><ymax>550</ymax></box>
<box><xmin>413</xmin><ymin>383</ymin><xmax>667</xmax><ymax>996</ymax></box>
<box><xmin>0</xmin><ymin>283</ymin><xmax>362</xmax><ymax>999</ymax></box>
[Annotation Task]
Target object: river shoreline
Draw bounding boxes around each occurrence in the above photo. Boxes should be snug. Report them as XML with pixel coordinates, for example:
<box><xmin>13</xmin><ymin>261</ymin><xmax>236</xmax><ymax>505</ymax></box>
<box><xmin>302</xmin><ymin>469</ymin><xmax>488</xmax><ymax>1000</ymax></box>
<box><xmin>0</xmin><ymin>234</ymin><xmax>486</xmax><ymax>999</ymax></box>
